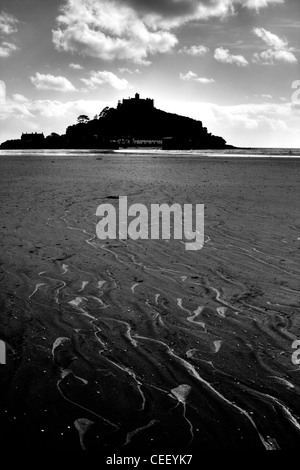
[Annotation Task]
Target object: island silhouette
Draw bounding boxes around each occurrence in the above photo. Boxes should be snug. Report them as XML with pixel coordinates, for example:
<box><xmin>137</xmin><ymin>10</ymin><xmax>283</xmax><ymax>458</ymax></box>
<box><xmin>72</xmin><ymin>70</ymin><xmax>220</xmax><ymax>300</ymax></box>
<box><xmin>1</xmin><ymin>93</ymin><xmax>233</xmax><ymax>150</ymax></box>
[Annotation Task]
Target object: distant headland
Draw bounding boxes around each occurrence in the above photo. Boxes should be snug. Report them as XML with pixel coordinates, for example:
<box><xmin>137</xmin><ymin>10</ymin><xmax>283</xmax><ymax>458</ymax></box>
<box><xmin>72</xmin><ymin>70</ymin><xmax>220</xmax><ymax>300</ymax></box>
<box><xmin>0</xmin><ymin>93</ymin><xmax>233</xmax><ymax>150</ymax></box>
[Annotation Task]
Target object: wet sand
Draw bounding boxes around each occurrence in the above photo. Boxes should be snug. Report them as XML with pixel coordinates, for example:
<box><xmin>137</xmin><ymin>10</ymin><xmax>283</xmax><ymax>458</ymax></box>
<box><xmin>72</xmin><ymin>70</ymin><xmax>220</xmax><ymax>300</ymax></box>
<box><xmin>0</xmin><ymin>152</ymin><xmax>300</xmax><ymax>455</ymax></box>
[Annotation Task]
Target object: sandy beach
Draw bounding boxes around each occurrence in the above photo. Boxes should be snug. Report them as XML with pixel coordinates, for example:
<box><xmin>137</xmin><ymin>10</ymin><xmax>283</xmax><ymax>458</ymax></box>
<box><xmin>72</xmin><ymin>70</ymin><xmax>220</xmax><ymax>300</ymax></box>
<box><xmin>0</xmin><ymin>151</ymin><xmax>300</xmax><ymax>455</ymax></box>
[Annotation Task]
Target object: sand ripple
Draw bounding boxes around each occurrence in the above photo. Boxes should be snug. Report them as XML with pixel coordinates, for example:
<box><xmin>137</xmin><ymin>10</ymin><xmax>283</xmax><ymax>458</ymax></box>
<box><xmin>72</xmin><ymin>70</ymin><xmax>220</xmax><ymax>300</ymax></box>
<box><xmin>0</xmin><ymin>153</ymin><xmax>300</xmax><ymax>452</ymax></box>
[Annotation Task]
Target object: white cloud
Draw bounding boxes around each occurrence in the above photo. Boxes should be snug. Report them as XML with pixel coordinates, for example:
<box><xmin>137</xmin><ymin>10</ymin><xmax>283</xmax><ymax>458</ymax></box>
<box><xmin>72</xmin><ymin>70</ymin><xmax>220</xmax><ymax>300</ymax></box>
<box><xmin>0</xmin><ymin>85</ymin><xmax>35</xmax><ymax>120</ymax></box>
<box><xmin>69</xmin><ymin>63</ymin><xmax>83</xmax><ymax>69</ymax></box>
<box><xmin>0</xmin><ymin>12</ymin><xmax>19</xmax><ymax>57</ymax></box>
<box><xmin>158</xmin><ymin>97</ymin><xmax>300</xmax><ymax>147</ymax></box>
<box><xmin>178</xmin><ymin>45</ymin><xmax>209</xmax><ymax>56</ymax></box>
<box><xmin>81</xmin><ymin>71</ymin><xmax>129</xmax><ymax>90</ymax></box>
<box><xmin>30</xmin><ymin>73</ymin><xmax>77</xmax><ymax>92</ymax></box>
<box><xmin>179</xmin><ymin>71</ymin><xmax>215</xmax><ymax>83</ymax></box>
<box><xmin>241</xmin><ymin>0</ymin><xmax>283</xmax><ymax>11</ymax></box>
<box><xmin>118</xmin><ymin>67</ymin><xmax>140</xmax><ymax>74</ymax></box>
<box><xmin>0</xmin><ymin>41</ymin><xmax>18</xmax><ymax>57</ymax></box>
<box><xmin>253</xmin><ymin>28</ymin><xmax>297</xmax><ymax>64</ymax></box>
<box><xmin>12</xmin><ymin>93</ymin><xmax>29</xmax><ymax>103</ymax></box>
<box><xmin>0</xmin><ymin>84</ymin><xmax>114</xmax><ymax>125</ymax></box>
<box><xmin>253</xmin><ymin>27</ymin><xmax>287</xmax><ymax>50</ymax></box>
<box><xmin>0</xmin><ymin>11</ymin><xmax>18</xmax><ymax>35</ymax></box>
<box><xmin>52</xmin><ymin>0</ymin><xmax>281</xmax><ymax>64</ymax></box>
<box><xmin>52</xmin><ymin>0</ymin><xmax>178</xmax><ymax>64</ymax></box>
<box><xmin>209</xmin><ymin>102</ymin><xmax>295</xmax><ymax>132</ymax></box>
<box><xmin>253</xmin><ymin>93</ymin><xmax>273</xmax><ymax>99</ymax></box>
<box><xmin>29</xmin><ymin>99</ymin><xmax>97</xmax><ymax>118</ymax></box>
<box><xmin>120</xmin><ymin>0</ymin><xmax>282</xmax><ymax>30</ymax></box>
<box><xmin>214</xmin><ymin>47</ymin><xmax>248</xmax><ymax>66</ymax></box>
<box><xmin>253</xmin><ymin>49</ymin><xmax>297</xmax><ymax>64</ymax></box>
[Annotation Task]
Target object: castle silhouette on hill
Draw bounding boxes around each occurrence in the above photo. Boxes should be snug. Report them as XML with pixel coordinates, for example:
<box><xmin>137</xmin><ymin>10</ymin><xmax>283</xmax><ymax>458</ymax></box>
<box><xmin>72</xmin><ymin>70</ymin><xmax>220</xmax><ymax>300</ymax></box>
<box><xmin>117</xmin><ymin>93</ymin><xmax>154</xmax><ymax>110</ymax></box>
<box><xmin>1</xmin><ymin>93</ymin><xmax>232</xmax><ymax>150</ymax></box>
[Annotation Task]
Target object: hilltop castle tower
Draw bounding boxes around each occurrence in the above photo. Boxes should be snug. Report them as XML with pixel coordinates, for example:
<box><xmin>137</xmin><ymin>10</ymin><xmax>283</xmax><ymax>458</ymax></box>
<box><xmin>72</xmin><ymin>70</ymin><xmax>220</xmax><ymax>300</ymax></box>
<box><xmin>117</xmin><ymin>93</ymin><xmax>154</xmax><ymax>110</ymax></box>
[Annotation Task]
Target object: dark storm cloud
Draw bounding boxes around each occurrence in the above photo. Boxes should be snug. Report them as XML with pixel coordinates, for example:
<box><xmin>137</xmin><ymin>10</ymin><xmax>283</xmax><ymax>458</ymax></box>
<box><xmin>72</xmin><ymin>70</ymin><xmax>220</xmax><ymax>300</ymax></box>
<box><xmin>119</xmin><ymin>0</ymin><xmax>199</xmax><ymax>18</ymax></box>
<box><xmin>112</xmin><ymin>0</ymin><xmax>284</xmax><ymax>25</ymax></box>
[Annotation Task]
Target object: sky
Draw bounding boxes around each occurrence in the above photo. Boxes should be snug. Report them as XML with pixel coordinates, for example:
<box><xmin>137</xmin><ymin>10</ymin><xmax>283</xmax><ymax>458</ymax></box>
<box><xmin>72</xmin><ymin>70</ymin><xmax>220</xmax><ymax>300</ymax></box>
<box><xmin>0</xmin><ymin>0</ymin><xmax>299</xmax><ymax>147</ymax></box>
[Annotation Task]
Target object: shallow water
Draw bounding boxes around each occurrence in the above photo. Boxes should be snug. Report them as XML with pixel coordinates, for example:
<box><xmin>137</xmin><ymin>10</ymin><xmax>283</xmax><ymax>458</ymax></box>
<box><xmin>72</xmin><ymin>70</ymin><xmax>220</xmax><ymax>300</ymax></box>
<box><xmin>0</xmin><ymin>151</ymin><xmax>300</xmax><ymax>453</ymax></box>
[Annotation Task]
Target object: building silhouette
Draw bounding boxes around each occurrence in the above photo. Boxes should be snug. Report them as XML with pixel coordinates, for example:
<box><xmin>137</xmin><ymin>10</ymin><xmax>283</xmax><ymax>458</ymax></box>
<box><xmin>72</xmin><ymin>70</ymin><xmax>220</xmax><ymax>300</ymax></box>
<box><xmin>117</xmin><ymin>93</ymin><xmax>154</xmax><ymax>110</ymax></box>
<box><xmin>21</xmin><ymin>132</ymin><xmax>45</xmax><ymax>145</ymax></box>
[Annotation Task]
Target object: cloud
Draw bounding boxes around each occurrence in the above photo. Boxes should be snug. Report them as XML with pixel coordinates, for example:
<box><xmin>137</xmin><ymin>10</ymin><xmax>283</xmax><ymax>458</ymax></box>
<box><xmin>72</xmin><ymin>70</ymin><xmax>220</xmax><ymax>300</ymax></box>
<box><xmin>259</xmin><ymin>94</ymin><xmax>272</xmax><ymax>99</ymax></box>
<box><xmin>209</xmin><ymin>102</ymin><xmax>297</xmax><ymax>133</ymax></box>
<box><xmin>30</xmin><ymin>73</ymin><xmax>77</xmax><ymax>92</ymax></box>
<box><xmin>0</xmin><ymin>84</ymin><xmax>35</xmax><ymax>120</ymax></box>
<box><xmin>118</xmin><ymin>67</ymin><xmax>140</xmax><ymax>74</ymax></box>
<box><xmin>69</xmin><ymin>63</ymin><xmax>83</xmax><ymax>69</ymax></box>
<box><xmin>214</xmin><ymin>47</ymin><xmax>248</xmax><ymax>66</ymax></box>
<box><xmin>28</xmin><ymin>99</ymin><xmax>98</xmax><ymax>118</ymax></box>
<box><xmin>253</xmin><ymin>27</ymin><xmax>287</xmax><ymax>50</ymax></box>
<box><xmin>253</xmin><ymin>27</ymin><xmax>297</xmax><ymax>64</ymax></box>
<box><xmin>119</xmin><ymin>0</ymin><xmax>283</xmax><ymax>28</ymax></box>
<box><xmin>253</xmin><ymin>49</ymin><xmax>297</xmax><ymax>64</ymax></box>
<box><xmin>156</xmin><ymin>96</ymin><xmax>300</xmax><ymax>147</ymax></box>
<box><xmin>81</xmin><ymin>70</ymin><xmax>129</xmax><ymax>90</ymax></box>
<box><xmin>0</xmin><ymin>11</ymin><xmax>18</xmax><ymax>35</ymax></box>
<box><xmin>0</xmin><ymin>41</ymin><xmax>18</xmax><ymax>57</ymax></box>
<box><xmin>178</xmin><ymin>45</ymin><xmax>209</xmax><ymax>56</ymax></box>
<box><xmin>241</xmin><ymin>0</ymin><xmax>283</xmax><ymax>11</ymax></box>
<box><xmin>52</xmin><ymin>0</ymin><xmax>281</xmax><ymax>63</ymax></box>
<box><xmin>0</xmin><ymin>12</ymin><xmax>19</xmax><ymax>57</ymax></box>
<box><xmin>179</xmin><ymin>71</ymin><xmax>215</xmax><ymax>83</ymax></box>
<box><xmin>12</xmin><ymin>93</ymin><xmax>29</xmax><ymax>103</ymax></box>
<box><xmin>0</xmin><ymin>82</ymin><xmax>114</xmax><ymax>124</ymax></box>
<box><xmin>52</xmin><ymin>0</ymin><xmax>178</xmax><ymax>64</ymax></box>
<box><xmin>1</xmin><ymin>75</ymin><xmax>299</xmax><ymax>147</ymax></box>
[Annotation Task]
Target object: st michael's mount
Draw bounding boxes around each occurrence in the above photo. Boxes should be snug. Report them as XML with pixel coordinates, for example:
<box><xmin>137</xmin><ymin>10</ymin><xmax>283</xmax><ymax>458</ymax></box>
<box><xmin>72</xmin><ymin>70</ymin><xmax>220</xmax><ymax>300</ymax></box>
<box><xmin>0</xmin><ymin>93</ymin><xmax>233</xmax><ymax>150</ymax></box>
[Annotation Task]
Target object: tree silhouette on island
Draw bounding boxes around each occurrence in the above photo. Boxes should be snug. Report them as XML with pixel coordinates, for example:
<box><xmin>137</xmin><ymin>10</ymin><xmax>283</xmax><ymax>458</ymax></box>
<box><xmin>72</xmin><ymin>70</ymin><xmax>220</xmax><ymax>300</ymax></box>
<box><xmin>1</xmin><ymin>93</ymin><xmax>233</xmax><ymax>150</ymax></box>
